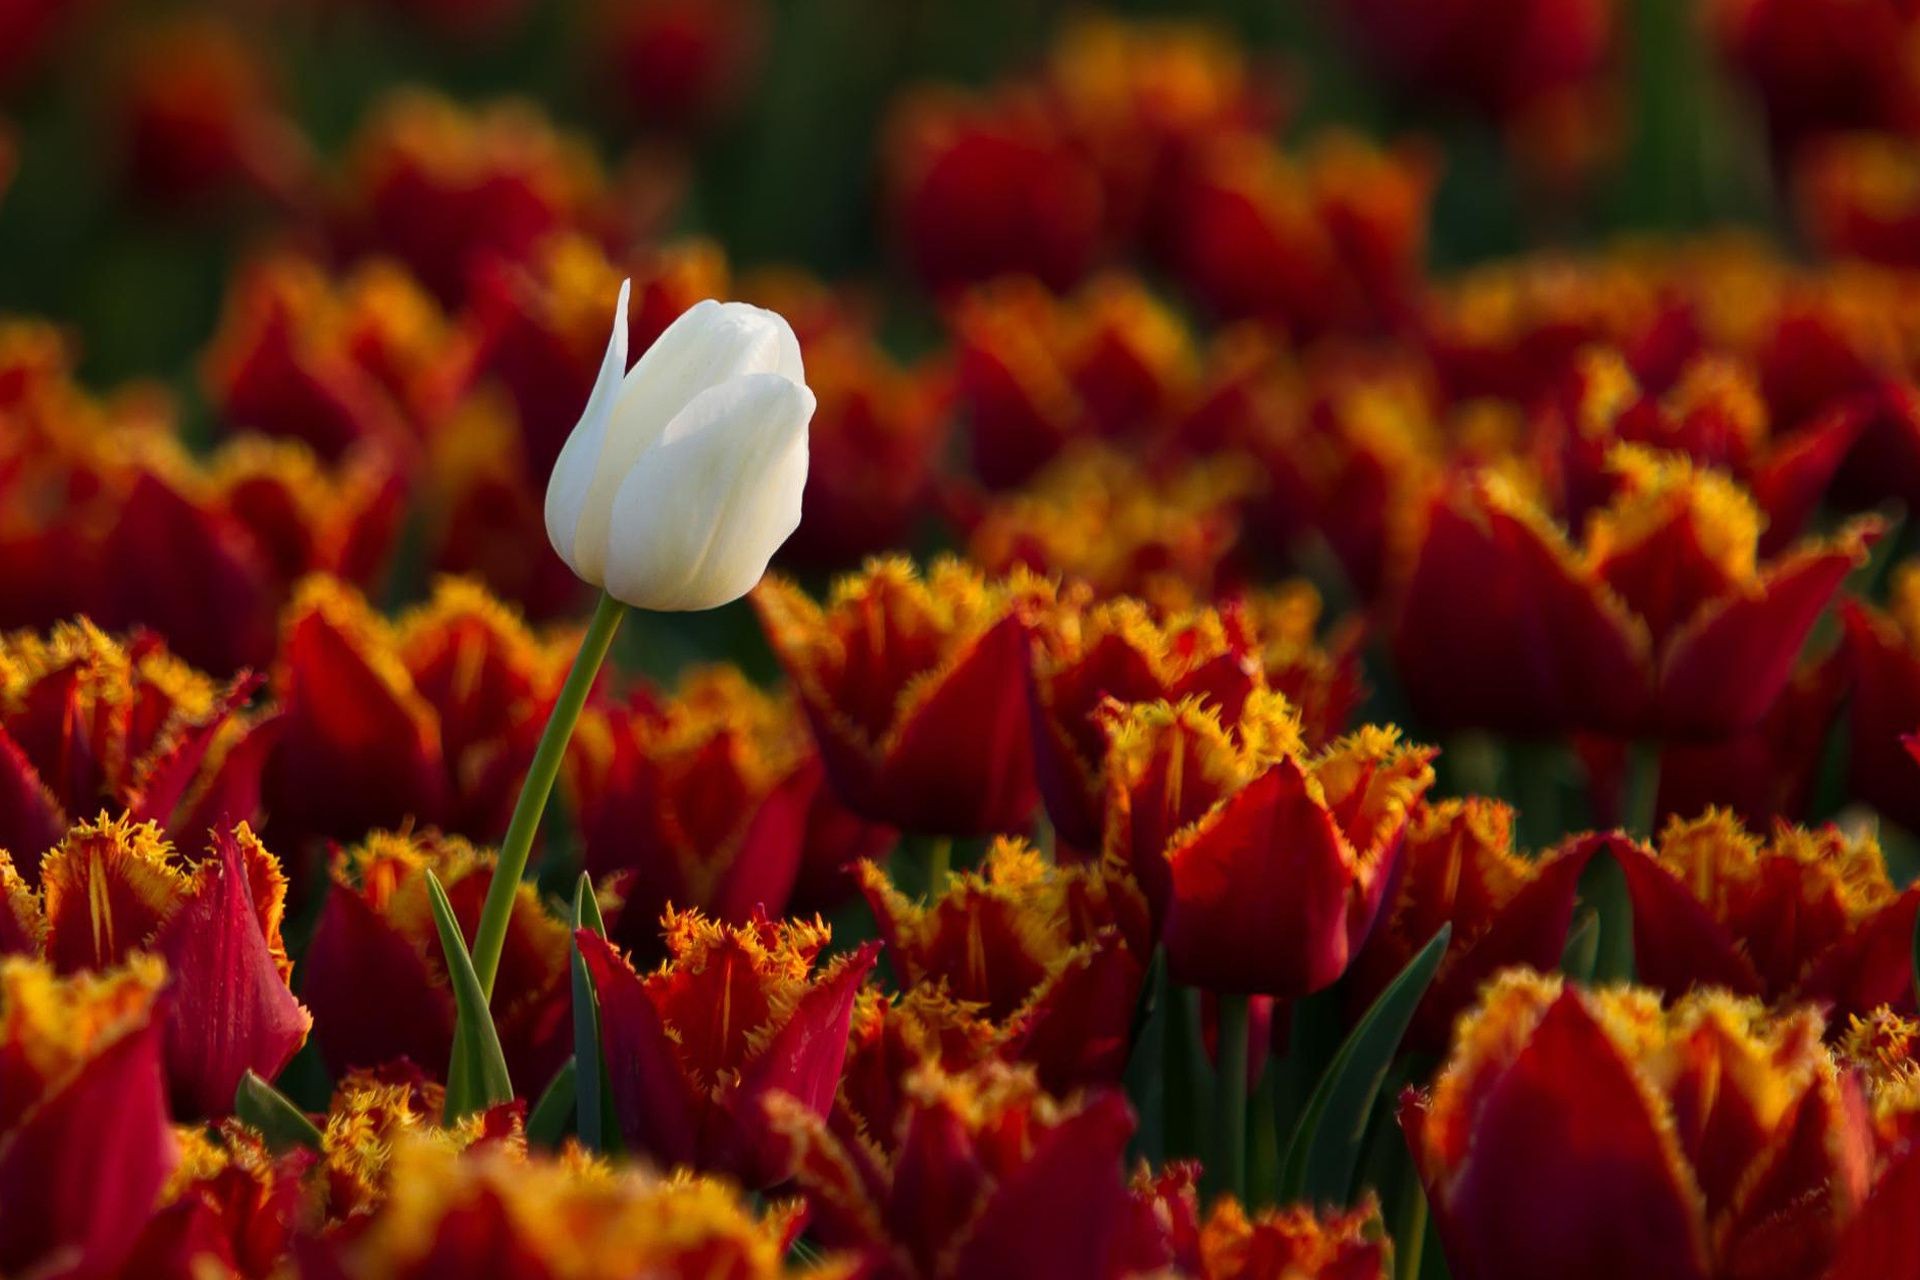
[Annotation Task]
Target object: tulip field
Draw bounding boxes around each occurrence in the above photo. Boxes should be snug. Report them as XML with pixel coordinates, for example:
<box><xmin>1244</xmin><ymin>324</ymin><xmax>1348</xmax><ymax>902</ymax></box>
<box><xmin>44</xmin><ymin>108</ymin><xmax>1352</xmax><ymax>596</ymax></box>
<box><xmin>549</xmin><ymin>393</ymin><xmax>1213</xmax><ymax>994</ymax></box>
<box><xmin>11</xmin><ymin>0</ymin><xmax>1920</xmax><ymax>1276</ymax></box>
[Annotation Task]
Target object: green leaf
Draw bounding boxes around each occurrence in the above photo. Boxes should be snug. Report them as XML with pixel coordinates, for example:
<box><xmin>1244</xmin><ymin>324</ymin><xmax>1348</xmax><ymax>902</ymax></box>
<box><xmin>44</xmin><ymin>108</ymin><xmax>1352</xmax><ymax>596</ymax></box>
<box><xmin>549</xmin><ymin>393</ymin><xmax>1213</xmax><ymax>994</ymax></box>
<box><xmin>1279</xmin><ymin>923</ymin><xmax>1451</xmax><ymax>1204</ymax></box>
<box><xmin>426</xmin><ymin>870</ymin><xmax>514</xmax><ymax>1122</ymax></box>
<box><xmin>572</xmin><ymin>873</ymin><xmax>620</xmax><ymax>1154</ymax></box>
<box><xmin>234</xmin><ymin>1069</ymin><xmax>323</xmax><ymax>1153</ymax></box>
<box><xmin>526</xmin><ymin>1057</ymin><xmax>578</xmax><ymax>1150</ymax></box>
<box><xmin>1559</xmin><ymin>910</ymin><xmax>1600</xmax><ymax>983</ymax></box>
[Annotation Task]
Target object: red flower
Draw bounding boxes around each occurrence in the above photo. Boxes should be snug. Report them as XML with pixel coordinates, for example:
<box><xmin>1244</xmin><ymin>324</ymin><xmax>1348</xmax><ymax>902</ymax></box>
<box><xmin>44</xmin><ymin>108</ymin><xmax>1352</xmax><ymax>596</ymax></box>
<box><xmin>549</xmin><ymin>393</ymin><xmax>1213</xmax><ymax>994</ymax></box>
<box><xmin>963</xmin><ymin>447</ymin><xmax>1251</xmax><ymax>605</ymax></box>
<box><xmin>0</xmin><ymin>620</ymin><xmax>276</xmax><ymax>882</ymax></box>
<box><xmin>1392</xmin><ymin>447</ymin><xmax>1878</xmax><ymax>738</ymax></box>
<box><xmin>1346</xmin><ymin>798</ymin><xmax>1602</xmax><ymax>1053</ymax></box>
<box><xmin>773</xmin><ymin>1060</ymin><xmax>1137</xmax><ymax>1280</ymax></box>
<box><xmin>298</xmin><ymin>1134</ymin><xmax>802</xmax><ymax>1279</ymax></box>
<box><xmin>594</xmin><ymin>0</ymin><xmax>770</xmax><ymax>130</ymax></box>
<box><xmin>128</xmin><ymin>1124</ymin><xmax>312</xmax><ymax>1278</ymax></box>
<box><xmin>335</xmin><ymin>91</ymin><xmax>609</xmax><ymax>306</ymax></box>
<box><xmin>1709</xmin><ymin>0</ymin><xmax>1920</xmax><ymax>151</ymax></box>
<box><xmin>754</xmin><ymin>558</ymin><xmax>1052</xmax><ymax>837</ymax></box>
<box><xmin>576</xmin><ymin>910</ymin><xmax>878</xmax><ymax>1187</ymax></box>
<box><xmin>1195</xmin><ymin>1196</ymin><xmax>1391</xmax><ymax>1279</ymax></box>
<box><xmin>262</xmin><ymin>576</ymin><xmax>564</xmax><ymax>848</ymax></box>
<box><xmin>949</xmin><ymin>275</ymin><xmax>1198</xmax><ymax>486</ymax></box>
<box><xmin>858</xmin><ymin>837</ymin><xmax>1148</xmax><ymax>1093</ymax></box>
<box><xmin>0</xmin><ymin>956</ymin><xmax>178</xmax><ymax>1277</ymax></box>
<box><xmin>1027</xmin><ymin>593</ymin><xmax>1261</xmax><ymax>852</ymax></box>
<box><xmin>1618</xmin><ymin>810</ymin><xmax>1920</xmax><ymax>1019</ymax></box>
<box><xmin>885</xmin><ymin>88</ymin><xmax>1106</xmax><ymax>294</ymax></box>
<box><xmin>300</xmin><ymin>829</ymin><xmax>571</xmax><ymax>1091</ymax></box>
<box><xmin>1840</xmin><ymin>566</ymin><xmax>1920</xmax><ymax>831</ymax></box>
<box><xmin>569</xmin><ymin>666</ymin><xmax>854</xmax><ymax>957</ymax></box>
<box><xmin>203</xmin><ymin>255</ymin><xmax>439</xmax><ymax>465</ymax></box>
<box><xmin>1534</xmin><ymin>347</ymin><xmax>1860</xmax><ymax>553</ymax></box>
<box><xmin>1101</xmin><ymin>695</ymin><xmax>1434</xmax><ymax>996</ymax></box>
<box><xmin>111</xmin><ymin>14</ymin><xmax>313</xmax><ymax>209</ymax></box>
<box><xmin>1166</xmin><ymin>132</ymin><xmax>1435</xmax><ymax>340</ymax></box>
<box><xmin>1404</xmin><ymin>973</ymin><xmax>1873</xmax><ymax>1280</ymax></box>
<box><xmin>21</xmin><ymin>814</ymin><xmax>311</xmax><ymax>1118</ymax></box>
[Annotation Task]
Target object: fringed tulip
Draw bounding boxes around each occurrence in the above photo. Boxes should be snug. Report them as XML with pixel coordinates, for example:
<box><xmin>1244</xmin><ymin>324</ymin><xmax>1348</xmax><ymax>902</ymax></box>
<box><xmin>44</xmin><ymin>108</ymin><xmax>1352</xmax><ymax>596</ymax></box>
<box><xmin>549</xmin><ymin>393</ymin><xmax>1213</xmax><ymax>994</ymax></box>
<box><xmin>17</xmin><ymin>814</ymin><xmax>310</xmax><ymax>1117</ymax></box>
<box><xmin>754</xmin><ymin>557</ymin><xmax>1053</xmax><ymax>836</ymax></box>
<box><xmin>1194</xmin><ymin>1196</ymin><xmax>1391</xmax><ymax>1279</ymax></box>
<box><xmin>262</xmin><ymin>576</ymin><xmax>566</xmax><ymax>847</ymax></box>
<box><xmin>128</xmin><ymin>1124</ymin><xmax>312</xmax><ymax>1276</ymax></box>
<box><xmin>569</xmin><ymin>666</ymin><xmax>834</xmax><ymax>956</ymax></box>
<box><xmin>1618</xmin><ymin>810</ymin><xmax>1920</xmax><ymax>1018</ymax></box>
<box><xmin>300</xmin><ymin>830</ymin><xmax>571</xmax><ymax>1090</ymax></box>
<box><xmin>1346</xmin><ymin>798</ymin><xmax>1603</xmax><ymax>1053</ymax></box>
<box><xmin>297</xmin><ymin>1134</ymin><xmax>812</xmax><ymax>1280</ymax></box>
<box><xmin>0</xmin><ymin>957</ymin><xmax>177</xmax><ymax>1277</ymax></box>
<box><xmin>1393</xmin><ymin>447</ymin><xmax>1878</xmax><ymax>738</ymax></box>
<box><xmin>1028</xmin><ymin>593</ymin><xmax>1261</xmax><ymax>853</ymax></box>
<box><xmin>1404</xmin><ymin>972</ymin><xmax>1873</xmax><ymax>1280</ymax></box>
<box><xmin>1840</xmin><ymin>564</ymin><xmax>1920</xmax><ymax>831</ymax></box>
<box><xmin>773</xmin><ymin>1061</ymin><xmax>1137</xmax><ymax>1280</ymax></box>
<box><xmin>857</xmin><ymin>837</ymin><xmax>1148</xmax><ymax>1092</ymax></box>
<box><xmin>0</xmin><ymin>620</ymin><xmax>275</xmax><ymax>881</ymax></box>
<box><xmin>575</xmin><ymin>910</ymin><xmax>877</xmax><ymax>1187</ymax></box>
<box><xmin>1102</xmin><ymin>694</ymin><xmax>1434</xmax><ymax>997</ymax></box>
<box><xmin>543</xmin><ymin>281</ymin><xmax>815</xmax><ymax>611</ymax></box>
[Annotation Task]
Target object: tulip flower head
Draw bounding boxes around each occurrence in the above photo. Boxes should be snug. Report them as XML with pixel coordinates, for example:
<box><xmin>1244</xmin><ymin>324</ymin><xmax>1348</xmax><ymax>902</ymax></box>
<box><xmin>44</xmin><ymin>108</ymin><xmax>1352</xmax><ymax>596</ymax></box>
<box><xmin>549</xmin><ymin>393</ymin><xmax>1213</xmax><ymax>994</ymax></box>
<box><xmin>545</xmin><ymin>283</ymin><xmax>815</xmax><ymax>611</ymax></box>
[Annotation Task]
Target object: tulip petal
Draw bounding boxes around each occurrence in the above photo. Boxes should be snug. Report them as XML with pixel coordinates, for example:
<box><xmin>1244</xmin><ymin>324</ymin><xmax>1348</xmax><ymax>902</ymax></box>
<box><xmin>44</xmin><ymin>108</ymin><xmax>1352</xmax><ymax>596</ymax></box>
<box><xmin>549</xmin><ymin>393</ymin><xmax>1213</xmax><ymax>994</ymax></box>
<box><xmin>1439</xmin><ymin>992</ymin><xmax>1711</xmax><ymax>1280</ymax></box>
<box><xmin>601</xmin><ymin>371</ymin><xmax>813</xmax><ymax>611</ymax></box>
<box><xmin>156</xmin><ymin>830</ymin><xmax>312</xmax><ymax>1118</ymax></box>
<box><xmin>575</xmin><ymin>930</ymin><xmax>702</xmax><ymax>1168</ymax></box>
<box><xmin>570</xmin><ymin>299</ymin><xmax>806</xmax><ymax>585</ymax></box>
<box><xmin>1616</xmin><ymin>843</ymin><xmax>1766</xmax><ymax>999</ymax></box>
<box><xmin>545</xmin><ymin>278</ymin><xmax>630</xmax><ymax>573</ymax></box>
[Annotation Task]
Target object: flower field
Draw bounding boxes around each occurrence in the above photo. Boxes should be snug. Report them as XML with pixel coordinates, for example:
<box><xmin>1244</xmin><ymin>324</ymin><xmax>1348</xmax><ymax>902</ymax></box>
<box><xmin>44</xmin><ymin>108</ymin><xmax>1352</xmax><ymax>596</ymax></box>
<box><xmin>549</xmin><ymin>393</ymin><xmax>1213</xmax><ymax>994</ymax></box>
<box><xmin>6</xmin><ymin>1</ymin><xmax>1920</xmax><ymax>1277</ymax></box>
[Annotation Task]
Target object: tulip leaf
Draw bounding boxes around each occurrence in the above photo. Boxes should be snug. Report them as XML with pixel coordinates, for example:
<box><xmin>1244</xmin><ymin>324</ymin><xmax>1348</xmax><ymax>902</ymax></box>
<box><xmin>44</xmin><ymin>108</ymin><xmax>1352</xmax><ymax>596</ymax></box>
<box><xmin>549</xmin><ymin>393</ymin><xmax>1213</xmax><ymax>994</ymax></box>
<box><xmin>426</xmin><ymin>870</ymin><xmax>514</xmax><ymax>1122</ymax></box>
<box><xmin>234</xmin><ymin>1069</ymin><xmax>323</xmax><ymax>1153</ymax></box>
<box><xmin>526</xmin><ymin>1057</ymin><xmax>578</xmax><ymax>1150</ymax></box>
<box><xmin>1279</xmin><ymin>923</ymin><xmax>1451</xmax><ymax>1205</ymax></box>
<box><xmin>572</xmin><ymin>873</ymin><xmax>621</xmax><ymax>1154</ymax></box>
<box><xmin>1559</xmin><ymin>910</ymin><xmax>1600</xmax><ymax>983</ymax></box>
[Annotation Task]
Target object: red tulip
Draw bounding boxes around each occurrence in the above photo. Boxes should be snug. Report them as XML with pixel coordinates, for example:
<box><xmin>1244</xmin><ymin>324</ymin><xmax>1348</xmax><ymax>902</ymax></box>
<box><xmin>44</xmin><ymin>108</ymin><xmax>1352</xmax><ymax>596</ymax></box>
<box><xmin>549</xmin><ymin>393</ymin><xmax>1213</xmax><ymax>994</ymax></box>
<box><xmin>335</xmin><ymin>91</ymin><xmax>609</xmax><ymax>307</ymax></box>
<box><xmin>300</xmin><ymin>829</ymin><xmax>571</xmax><ymax>1091</ymax></box>
<box><xmin>1102</xmin><ymin>694</ymin><xmax>1435</xmax><ymax>997</ymax></box>
<box><xmin>1027</xmin><ymin>592</ymin><xmax>1261</xmax><ymax>852</ymax></box>
<box><xmin>0</xmin><ymin>956</ymin><xmax>178</xmax><ymax>1277</ymax></box>
<box><xmin>754</xmin><ymin>558</ymin><xmax>1052</xmax><ymax>836</ymax></box>
<box><xmin>773</xmin><ymin>1060</ymin><xmax>1137</xmax><ymax>1280</ymax></box>
<box><xmin>1839</xmin><ymin>570</ymin><xmax>1920</xmax><ymax>831</ymax></box>
<box><xmin>1393</xmin><ymin>448</ymin><xmax>1878</xmax><ymax>738</ymax></box>
<box><xmin>1346</xmin><ymin>798</ymin><xmax>1601</xmax><ymax>1053</ymax></box>
<box><xmin>128</xmin><ymin>1125</ymin><xmax>312</xmax><ymax>1278</ymax></box>
<box><xmin>576</xmin><ymin>910</ymin><xmax>878</xmax><ymax>1187</ymax></box>
<box><xmin>1618</xmin><ymin>810</ymin><xmax>1920</xmax><ymax>1018</ymax></box>
<box><xmin>262</xmin><ymin>575</ymin><xmax>564</xmax><ymax>848</ymax></box>
<box><xmin>0</xmin><ymin>620</ymin><xmax>276</xmax><ymax>882</ymax></box>
<box><xmin>569</xmin><ymin>666</ymin><xmax>822</xmax><ymax>958</ymax></box>
<box><xmin>1404</xmin><ymin>972</ymin><xmax>1873</xmax><ymax>1280</ymax></box>
<box><xmin>21</xmin><ymin>815</ymin><xmax>310</xmax><ymax>1118</ymax></box>
<box><xmin>858</xmin><ymin>836</ymin><xmax>1148</xmax><ymax>1093</ymax></box>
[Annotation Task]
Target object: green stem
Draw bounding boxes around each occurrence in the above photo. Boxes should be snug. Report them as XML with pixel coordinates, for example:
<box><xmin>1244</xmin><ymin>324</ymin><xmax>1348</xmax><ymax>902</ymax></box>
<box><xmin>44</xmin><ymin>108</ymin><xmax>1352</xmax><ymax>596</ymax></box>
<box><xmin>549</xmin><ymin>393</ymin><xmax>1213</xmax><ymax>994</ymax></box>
<box><xmin>473</xmin><ymin>591</ymin><xmax>626</xmax><ymax>999</ymax></box>
<box><xmin>1395</xmin><ymin>1156</ymin><xmax>1429</xmax><ymax>1280</ymax></box>
<box><xmin>1621</xmin><ymin>740</ymin><xmax>1662</xmax><ymax>840</ymax></box>
<box><xmin>925</xmin><ymin>836</ymin><xmax>953</xmax><ymax>898</ymax></box>
<box><xmin>1211</xmin><ymin>993</ymin><xmax>1250</xmax><ymax>1205</ymax></box>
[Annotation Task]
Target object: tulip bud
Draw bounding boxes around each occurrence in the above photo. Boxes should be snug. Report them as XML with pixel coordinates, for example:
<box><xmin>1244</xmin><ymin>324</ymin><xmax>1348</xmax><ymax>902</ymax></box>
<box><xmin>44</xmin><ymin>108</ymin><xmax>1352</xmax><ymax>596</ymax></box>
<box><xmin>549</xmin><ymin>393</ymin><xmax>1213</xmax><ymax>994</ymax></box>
<box><xmin>545</xmin><ymin>282</ymin><xmax>815</xmax><ymax>611</ymax></box>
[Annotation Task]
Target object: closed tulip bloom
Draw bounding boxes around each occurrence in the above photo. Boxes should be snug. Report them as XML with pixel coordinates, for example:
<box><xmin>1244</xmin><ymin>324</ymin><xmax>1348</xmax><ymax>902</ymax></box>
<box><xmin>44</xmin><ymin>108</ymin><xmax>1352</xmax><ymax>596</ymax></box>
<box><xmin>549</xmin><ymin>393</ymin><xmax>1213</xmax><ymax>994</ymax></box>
<box><xmin>545</xmin><ymin>281</ymin><xmax>816</xmax><ymax>611</ymax></box>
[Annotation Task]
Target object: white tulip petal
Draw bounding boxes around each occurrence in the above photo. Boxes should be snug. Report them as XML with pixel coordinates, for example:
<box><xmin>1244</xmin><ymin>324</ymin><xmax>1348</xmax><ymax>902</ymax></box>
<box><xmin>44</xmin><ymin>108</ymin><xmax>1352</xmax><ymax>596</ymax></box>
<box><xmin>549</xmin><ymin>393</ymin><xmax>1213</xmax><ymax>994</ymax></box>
<box><xmin>600</xmin><ymin>372</ymin><xmax>814</xmax><ymax>611</ymax></box>
<box><xmin>570</xmin><ymin>300</ymin><xmax>806</xmax><ymax>583</ymax></box>
<box><xmin>543</xmin><ymin>278</ymin><xmax>631</xmax><ymax>579</ymax></box>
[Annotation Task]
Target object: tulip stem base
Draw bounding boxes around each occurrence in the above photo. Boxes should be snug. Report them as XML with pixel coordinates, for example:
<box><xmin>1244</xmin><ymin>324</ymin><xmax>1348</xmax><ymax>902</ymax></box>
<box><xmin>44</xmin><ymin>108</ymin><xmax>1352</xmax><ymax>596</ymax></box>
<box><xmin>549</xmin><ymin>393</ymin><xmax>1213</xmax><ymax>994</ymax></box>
<box><xmin>474</xmin><ymin>590</ymin><xmax>627</xmax><ymax>999</ymax></box>
<box><xmin>925</xmin><ymin>836</ymin><xmax>953</xmax><ymax>898</ymax></box>
<box><xmin>1211</xmin><ymin>993</ymin><xmax>1250</xmax><ymax>1205</ymax></box>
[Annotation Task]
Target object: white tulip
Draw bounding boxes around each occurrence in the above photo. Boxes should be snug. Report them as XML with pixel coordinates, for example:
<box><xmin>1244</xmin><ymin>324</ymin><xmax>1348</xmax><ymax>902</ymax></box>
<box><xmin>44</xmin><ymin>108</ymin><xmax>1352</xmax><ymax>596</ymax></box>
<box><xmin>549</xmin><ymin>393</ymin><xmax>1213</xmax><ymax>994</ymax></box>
<box><xmin>544</xmin><ymin>281</ymin><xmax>816</xmax><ymax>611</ymax></box>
